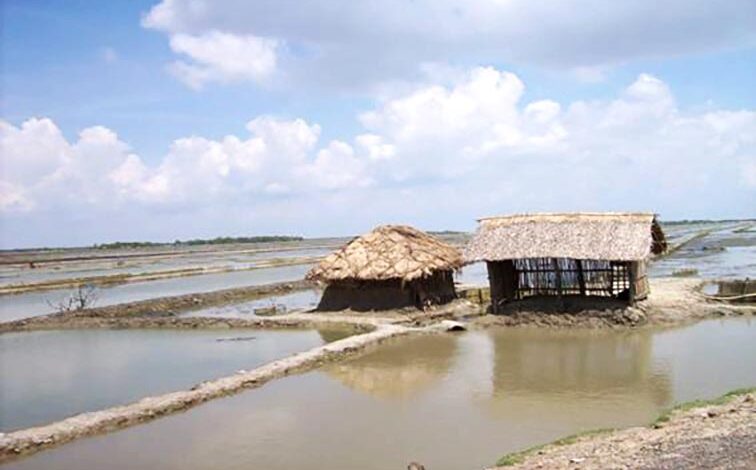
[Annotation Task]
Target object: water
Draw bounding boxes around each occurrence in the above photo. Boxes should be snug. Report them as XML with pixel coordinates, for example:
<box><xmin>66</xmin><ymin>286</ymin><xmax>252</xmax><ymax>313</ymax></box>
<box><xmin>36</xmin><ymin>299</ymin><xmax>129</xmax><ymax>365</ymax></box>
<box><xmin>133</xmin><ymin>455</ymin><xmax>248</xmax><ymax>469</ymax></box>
<box><xmin>455</xmin><ymin>262</ymin><xmax>488</xmax><ymax>286</ymax></box>
<box><xmin>8</xmin><ymin>318</ymin><xmax>755</xmax><ymax>470</ymax></box>
<box><xmin>0</xmin><ymin>328</ymin><xmax>343</xmax><ymax>431</ymax></box>
<box><xmin>0</xmin><ymin>247</ymin><xmax>333</xmax><ymax>287</ymax></box>
<box><xmin>0</xmin><ymin>264</ymin><xmax>313</xmax><ymax>323</ymax></box>
<box><xmin>650</xmin><ymin>226</ymin><xmax>756</xmax><ymax>279</ymax></box>
<box><xmin>182</xmin><ymin>289</ymin><xmax>322</xmax><ymax>318</ymax></box>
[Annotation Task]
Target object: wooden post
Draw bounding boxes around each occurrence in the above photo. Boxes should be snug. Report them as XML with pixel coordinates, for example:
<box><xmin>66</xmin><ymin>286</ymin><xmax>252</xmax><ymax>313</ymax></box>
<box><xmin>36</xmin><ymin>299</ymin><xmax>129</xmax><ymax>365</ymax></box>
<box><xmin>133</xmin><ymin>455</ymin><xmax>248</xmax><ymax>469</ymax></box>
<box><xmin>576</xmin><ymin>259</ymin><xmax>586</xmax><ymax>296</ymax></box>
<box><xmin>628</xmin><ymin>261</ymin><xmax>637</xmax><ymax>306</ymax></box>
<box><xmin>552</xmin><ymin>258</ymin><xmax>565</xmax><ymax>311</ymax></box>
<box><xmin>487</xmin><ymin>262</ymin><xmax>502</xmax><ymax>314</ymax></box>
<box><xmin>552</xmin><ymin>258</ymin><xmax>562</xmax><ymax>297</ymax></box>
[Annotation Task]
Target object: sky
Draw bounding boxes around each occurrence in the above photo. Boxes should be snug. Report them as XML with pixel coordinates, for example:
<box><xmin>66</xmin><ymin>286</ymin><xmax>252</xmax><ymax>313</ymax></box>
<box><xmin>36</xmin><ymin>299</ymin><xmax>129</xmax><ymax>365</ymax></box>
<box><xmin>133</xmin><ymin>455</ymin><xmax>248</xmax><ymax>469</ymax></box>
<box><xmin>1</xmin><ymin>0</ymin><xmax>755</xmax><ymax>248</ymax></box>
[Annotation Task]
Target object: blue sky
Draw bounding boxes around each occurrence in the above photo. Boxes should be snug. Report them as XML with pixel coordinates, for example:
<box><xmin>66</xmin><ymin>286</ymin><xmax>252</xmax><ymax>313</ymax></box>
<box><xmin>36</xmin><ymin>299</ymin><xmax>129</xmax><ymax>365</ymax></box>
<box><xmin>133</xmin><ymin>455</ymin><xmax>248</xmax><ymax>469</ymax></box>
<box><xmin>1</xmin><ymin>0</ymin><xmax>755</xmax><ymax>248</ymax></box>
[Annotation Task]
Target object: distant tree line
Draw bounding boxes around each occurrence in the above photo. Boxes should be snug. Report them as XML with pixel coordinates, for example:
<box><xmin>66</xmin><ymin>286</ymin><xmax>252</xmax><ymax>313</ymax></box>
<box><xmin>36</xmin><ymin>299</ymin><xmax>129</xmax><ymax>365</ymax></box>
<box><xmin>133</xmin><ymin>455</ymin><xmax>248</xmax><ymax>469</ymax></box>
<box><xmin>662</xmin><ymin>219</ymin><xmax>755</xmax><ymax>225</ymax></box>
<box><xmin>93</xmin><ymin>236</ymin><xmax>303</xmax><ymax>249</ymax></box>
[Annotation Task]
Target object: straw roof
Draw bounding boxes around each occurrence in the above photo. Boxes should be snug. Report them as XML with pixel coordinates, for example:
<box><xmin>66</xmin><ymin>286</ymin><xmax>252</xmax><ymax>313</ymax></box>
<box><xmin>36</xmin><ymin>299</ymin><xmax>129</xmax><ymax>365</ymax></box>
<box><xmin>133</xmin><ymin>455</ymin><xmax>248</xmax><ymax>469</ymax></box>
<box><xmin>306</xmin><ymin>225</ymin><xmax>463</xmax><ymax>282</ymax></box>
<box><xmin>464</xmin><ymin>212</ymin><xmax>666</xmax><ymax>263</ymax></box>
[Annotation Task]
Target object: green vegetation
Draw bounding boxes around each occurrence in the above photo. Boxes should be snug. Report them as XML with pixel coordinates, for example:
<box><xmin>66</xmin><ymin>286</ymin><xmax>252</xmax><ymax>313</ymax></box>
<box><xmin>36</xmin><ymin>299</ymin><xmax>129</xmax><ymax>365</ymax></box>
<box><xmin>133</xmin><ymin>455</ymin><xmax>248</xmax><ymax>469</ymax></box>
<box><xmin>178</xmin><ymin>236</ymin><xmax>303</xmax><ymax>246</ymax></box>
<box><xmin>495</xmin><ymin>387</ymin><xmax>756</xmax><ymax>467</ymax></box>
<box><xmin>662</xmin><ymin>218</ymin><xmax>755</xmax><ymax>226</ymax></box>
<box><xmin>652</xmin><ymin>387</ymin><xmax>756</xmax><ymax>426</ymax></box>
<box><xmin>495</xmin><ymin>428</ymin><xmax>615</xmax><ymax>466</ymax></box>
<box><xmin>93</xmin><ymin>241</ymin><xmax>162</xmax><ymax>249</ymax></box>
<box><xmin>671</xmin><ymin>268</ymin><xmax>699</xmax><ymax>277</ymax></box>
<box><xmin>93</xmin><ymin>235</ymin><xmax>303</xmax><ymax>249</ymax></box>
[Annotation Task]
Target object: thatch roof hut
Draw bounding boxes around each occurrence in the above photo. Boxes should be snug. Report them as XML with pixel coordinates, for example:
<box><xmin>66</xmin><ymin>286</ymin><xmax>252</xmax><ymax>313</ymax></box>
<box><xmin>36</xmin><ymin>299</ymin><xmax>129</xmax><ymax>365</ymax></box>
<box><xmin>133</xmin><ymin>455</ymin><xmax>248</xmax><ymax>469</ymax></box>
<box><xmin>464</xmin><ymin>213</ymin><xmax>667</xmax><ymax>312</ymax></box>
<box><xmin>307</xmin><ymin>225</ymin><xmax>463</xmax><ymax>311</ymax></box>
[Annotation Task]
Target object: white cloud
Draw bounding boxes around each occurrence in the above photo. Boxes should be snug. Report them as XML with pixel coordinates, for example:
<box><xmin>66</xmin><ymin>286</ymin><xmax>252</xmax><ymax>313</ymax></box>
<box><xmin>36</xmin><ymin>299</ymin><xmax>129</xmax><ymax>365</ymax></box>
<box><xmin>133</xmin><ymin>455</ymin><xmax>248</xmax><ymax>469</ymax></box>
<box><xmin>143</xmin><ymin>0</ymin><xmax>756</xmax><ymax>89</ymax></box>
<box><xmin>167</xmin><ymin>31</ymin><xmax>278</xmax><ymax>89</ymax></box>
<box><xmin>2</xmin><ymin>70</ymin><xmax>754</xmax><ymax>246</ymax></box>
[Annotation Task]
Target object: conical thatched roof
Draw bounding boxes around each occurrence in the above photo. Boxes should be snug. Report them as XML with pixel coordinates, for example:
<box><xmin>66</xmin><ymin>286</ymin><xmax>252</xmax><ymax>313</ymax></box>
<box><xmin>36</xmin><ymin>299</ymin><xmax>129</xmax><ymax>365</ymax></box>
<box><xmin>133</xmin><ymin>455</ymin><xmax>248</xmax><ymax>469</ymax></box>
<box><xmin>306</xmin><ymin>225</ymin><xmax>463</xmax><ymax>282</ymax></box>
<box><xmin>464</xmin><ymin>212</ymin><xmax>667</xmax><ymax>263</ymax></box>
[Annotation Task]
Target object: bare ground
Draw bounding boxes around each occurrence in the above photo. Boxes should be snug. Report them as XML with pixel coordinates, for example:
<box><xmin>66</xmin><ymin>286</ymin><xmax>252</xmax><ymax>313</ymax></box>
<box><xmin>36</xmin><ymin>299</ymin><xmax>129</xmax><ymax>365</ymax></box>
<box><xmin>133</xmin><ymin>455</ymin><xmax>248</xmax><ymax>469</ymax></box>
<box><xmin>0</xmin><ymin>279</ymin><xmax>318</xmax><ymax>333</ymax></box>
<box><xmin>470</xmin><ymin>278</ymin><xmax>753</xmax><ymax>329</ymax></box>
<box><xmin>492</xmin><ymin>389</ymin><xmax>756</xmax><ymax>469</ymax></box>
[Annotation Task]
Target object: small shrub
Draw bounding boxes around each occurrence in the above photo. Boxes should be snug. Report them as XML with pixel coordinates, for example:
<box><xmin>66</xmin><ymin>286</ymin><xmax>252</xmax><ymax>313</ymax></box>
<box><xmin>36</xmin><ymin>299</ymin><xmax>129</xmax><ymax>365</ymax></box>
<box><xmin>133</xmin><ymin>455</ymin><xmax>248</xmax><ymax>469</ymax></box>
<box><xmin>671</xmin><ymin>268</ymin><xmax>698</xmax><ymax>277</ymax></box>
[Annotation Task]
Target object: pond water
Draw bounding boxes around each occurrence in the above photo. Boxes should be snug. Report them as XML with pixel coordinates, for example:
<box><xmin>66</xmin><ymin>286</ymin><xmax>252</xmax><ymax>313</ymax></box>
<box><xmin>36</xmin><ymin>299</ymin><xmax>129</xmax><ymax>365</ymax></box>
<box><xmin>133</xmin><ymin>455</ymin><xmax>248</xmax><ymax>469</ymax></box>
<box><xmin>8</xmin><ymin>318</ymin><xmax>755</xmax><ymax>470</ymax></box>
<box><xmin>182</xmin><ymin>289</ymin><xmax>322</xmax><ymax>318</ymax></box>
<box><xmin>0</xmin><ymin>264</ymin><xmax>314</xmax><ymax>323</ymax></box>
<box><xmin>649</xmin><ymin>226</ymin><xmax>756</xmax><ymax>279</ymax></box>
<box><xmin>455</xmin><ymin>262</ymin><xmax>488</xmax><ymax>286</ymax></box>
<box><xmin>0</xmin><ymin>328</ymin><xmax>343</xmax><ymax>432</ymax></box>
<box><xmin>0</xmin><ymin>247</ymin><xmax>332</xmax><ymax>287</ymax></box>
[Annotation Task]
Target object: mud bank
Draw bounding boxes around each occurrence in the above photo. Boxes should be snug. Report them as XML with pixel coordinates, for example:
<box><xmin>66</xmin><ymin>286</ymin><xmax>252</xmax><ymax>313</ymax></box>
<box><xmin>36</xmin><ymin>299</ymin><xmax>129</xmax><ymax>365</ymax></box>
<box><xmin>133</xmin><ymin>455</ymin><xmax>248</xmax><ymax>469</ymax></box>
<box><xmin>0</xmin><ymin>280</ymin><xmax>317</xmax><ymax>332</ymax></box>
<box><xmin>466</xmin><ymin>278</ymin><xmax>754</xmax><ymax>329</ymax></box>
<box><xmin>0</xmin><ymin>256</ymin><xmax>321</xmax><ymax>295</ymax></box>
<box><xmin>4</xmin><ymin>278</ymin><xmax>751</xmax><ymax>334</ymax></box>
<box><xmin>492</xmin><ymin>388</ymin><xmax>756</xmax><ymax>469</ymax></box>
<box><xmin>0</xmin><ymin>322</ymin><xmax>413</xmax><ymax>463</ymax></box>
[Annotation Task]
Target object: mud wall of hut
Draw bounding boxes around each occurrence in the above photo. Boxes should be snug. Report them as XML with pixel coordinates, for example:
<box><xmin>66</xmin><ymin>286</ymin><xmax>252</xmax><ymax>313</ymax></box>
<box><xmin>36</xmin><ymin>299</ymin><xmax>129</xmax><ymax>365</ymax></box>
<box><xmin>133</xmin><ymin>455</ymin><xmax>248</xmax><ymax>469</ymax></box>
<box><xmin>316</xmin><ymin>270</ymin><xmax>456</xmax><ymax>311</ymax></box>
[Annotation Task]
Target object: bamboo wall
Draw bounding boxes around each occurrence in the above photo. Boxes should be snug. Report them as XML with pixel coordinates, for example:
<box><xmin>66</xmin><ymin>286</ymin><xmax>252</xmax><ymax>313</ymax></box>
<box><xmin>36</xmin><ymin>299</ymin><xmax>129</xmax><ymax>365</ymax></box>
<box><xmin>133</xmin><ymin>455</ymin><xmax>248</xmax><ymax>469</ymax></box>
<box><xmin>487</xmin><ymin>258</ymin><xmax>644</xmax><ymax>313</ymax></box>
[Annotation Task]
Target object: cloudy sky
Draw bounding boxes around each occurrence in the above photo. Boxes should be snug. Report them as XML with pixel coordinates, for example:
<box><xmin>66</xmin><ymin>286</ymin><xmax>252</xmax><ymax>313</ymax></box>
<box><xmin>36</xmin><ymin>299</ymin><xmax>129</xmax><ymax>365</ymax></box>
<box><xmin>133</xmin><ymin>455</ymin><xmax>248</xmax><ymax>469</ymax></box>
<box><xmin>2</xmin><ymin>1</ymin><xmax>755</xmax><ymax>248</ymax></box>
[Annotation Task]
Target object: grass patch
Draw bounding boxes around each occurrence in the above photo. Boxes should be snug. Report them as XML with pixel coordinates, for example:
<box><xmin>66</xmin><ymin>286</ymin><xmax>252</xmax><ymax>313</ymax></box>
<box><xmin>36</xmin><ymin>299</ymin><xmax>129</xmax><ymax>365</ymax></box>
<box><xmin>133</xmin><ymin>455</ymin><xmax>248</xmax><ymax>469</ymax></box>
<box><xmin>653</xmin><ymin>387</ymin><xmax>756</xmax><ymax>425</ymax></box>
<box><xmin>495</xmin><ymin>428</ymin><xmax>615</xmax><ymax>467</ymax></box>
<box><xmin>671</xmin><ymin>268</ymin><xmax>698</xmax><ymax>277</ymax></box>
<box><xmin>495</xmin><ymin>387</ymin><xmax>755</xmax><ymax>467</ymax></box>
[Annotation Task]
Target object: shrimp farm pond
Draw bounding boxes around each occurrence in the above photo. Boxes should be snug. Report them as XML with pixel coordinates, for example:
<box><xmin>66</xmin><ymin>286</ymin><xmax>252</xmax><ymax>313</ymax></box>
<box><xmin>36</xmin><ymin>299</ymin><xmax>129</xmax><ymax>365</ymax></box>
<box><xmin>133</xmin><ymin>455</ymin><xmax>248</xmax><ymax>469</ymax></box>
<box><xmin>1</xmin><ymin>222</ymin><xmax>754</xmax><ymax>469</ymax></box>
<box><xmin>4</xmin><ymin>318</ymin><xmax>755</xmax><ymax>470</ymax></box>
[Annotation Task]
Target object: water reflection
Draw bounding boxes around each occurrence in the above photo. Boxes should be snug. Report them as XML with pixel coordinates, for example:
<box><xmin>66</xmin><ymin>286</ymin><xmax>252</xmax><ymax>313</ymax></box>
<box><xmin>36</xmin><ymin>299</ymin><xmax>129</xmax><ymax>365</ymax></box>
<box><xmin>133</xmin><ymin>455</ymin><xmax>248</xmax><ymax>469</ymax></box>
<box><xmin>0</xmin><ymin>328</ymin><xmax>327</xmax><ymax>431</ymax></box>
<box><xmin>324</xmin><ymin>334</ymin><xmax>458</xmax><ymax>399</ymax></box>
<box><xmin>5</xmin><ymin>319</ymin><xmax>755</xmax><ymax>470</ymax></box>
<box><xmin>483</xmin><ymin>329</ymin><xmax>671</xmax><ymax>433</ymax></box>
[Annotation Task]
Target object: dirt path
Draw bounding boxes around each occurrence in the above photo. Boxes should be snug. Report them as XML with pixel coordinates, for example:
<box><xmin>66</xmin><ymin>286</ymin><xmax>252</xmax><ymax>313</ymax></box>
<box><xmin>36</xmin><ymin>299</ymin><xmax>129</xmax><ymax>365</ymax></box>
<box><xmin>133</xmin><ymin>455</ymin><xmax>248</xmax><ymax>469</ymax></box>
<box><xmin>492</xmin><ymin>389</ymin><xmax>756</xmax><ymax>469</ymax></box>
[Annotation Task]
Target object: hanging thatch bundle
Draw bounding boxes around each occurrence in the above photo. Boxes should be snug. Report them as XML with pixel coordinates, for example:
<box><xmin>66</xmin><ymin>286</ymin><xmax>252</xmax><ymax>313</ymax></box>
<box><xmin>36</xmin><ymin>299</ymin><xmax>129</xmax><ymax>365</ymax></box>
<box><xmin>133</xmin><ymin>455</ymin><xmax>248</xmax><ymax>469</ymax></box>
<box><xmin>307</xmin><ymin>225</ymin><xmax>463</xmax><ymax>311</ymax></box>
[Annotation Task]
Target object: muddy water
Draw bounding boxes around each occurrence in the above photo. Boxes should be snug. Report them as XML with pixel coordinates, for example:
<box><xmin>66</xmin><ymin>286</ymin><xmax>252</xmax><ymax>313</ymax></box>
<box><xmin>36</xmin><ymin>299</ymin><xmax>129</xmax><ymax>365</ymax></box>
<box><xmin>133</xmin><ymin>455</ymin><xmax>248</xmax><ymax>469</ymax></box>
<box><xmin>0</xmin><ymin>328</ymin><xmax>344</xmax><ymax>431</ymax></box>
<box><xmin>0</xmin><ymin>263</ymin><xmax>313</xmax><ymax>323</ymax></box>
<box><xmin>650</xmin><ymin>225</ymin><xmax>756</xmax><ymax>279</ymax></box>
<box><xmin>0</xmin><ymin>247</ymin><xmax>332</xmax><ymax>287</ymax></box>
<box><xmin>455</xmin><ymin>261</ymin><xmax>488</xmax><ymax>286</ymax></box>
<box><xmin>182</xmin><ymin>289</ymin><xmax>322</xmax><ymax>318</ymax></box>
<box><xmin>8</xmin><ymin>318</ymin><xmax>755</xmax><ymax>470</ymax></box>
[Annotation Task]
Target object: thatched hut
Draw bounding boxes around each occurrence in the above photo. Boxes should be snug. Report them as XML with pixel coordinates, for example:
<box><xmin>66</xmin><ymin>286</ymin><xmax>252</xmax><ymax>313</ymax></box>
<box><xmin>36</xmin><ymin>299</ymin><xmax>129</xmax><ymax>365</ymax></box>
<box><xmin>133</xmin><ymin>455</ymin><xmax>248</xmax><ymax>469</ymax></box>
<box><xmin>464</xmin><ymin>213</ymin><xmax>667</xmax><ymax>312</ymax></box>
<box><xmin>306</xmin><ymin>225</ymin><xmax>463</xmax><ymax>311</ymax></box>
